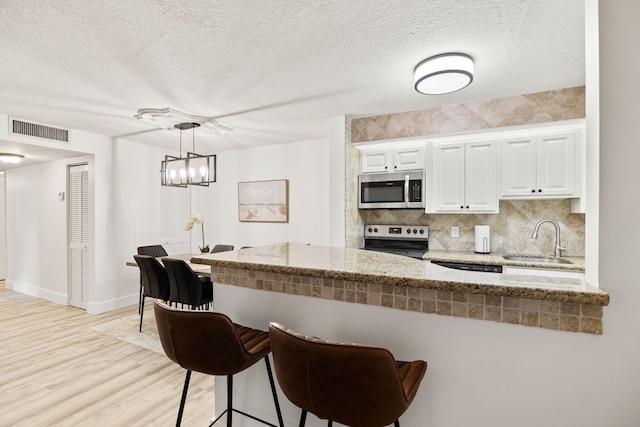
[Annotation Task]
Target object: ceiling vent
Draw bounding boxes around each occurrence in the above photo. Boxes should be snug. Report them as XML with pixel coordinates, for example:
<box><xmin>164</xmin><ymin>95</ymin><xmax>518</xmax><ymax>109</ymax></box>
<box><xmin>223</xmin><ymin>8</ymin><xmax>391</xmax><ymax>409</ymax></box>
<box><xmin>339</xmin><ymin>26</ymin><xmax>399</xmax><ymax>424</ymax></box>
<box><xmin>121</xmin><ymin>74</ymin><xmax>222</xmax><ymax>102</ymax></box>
<box><xmin>9</xmin><ymin>117</ymin><xmax>69</xmax><ymax>142</ymax></box>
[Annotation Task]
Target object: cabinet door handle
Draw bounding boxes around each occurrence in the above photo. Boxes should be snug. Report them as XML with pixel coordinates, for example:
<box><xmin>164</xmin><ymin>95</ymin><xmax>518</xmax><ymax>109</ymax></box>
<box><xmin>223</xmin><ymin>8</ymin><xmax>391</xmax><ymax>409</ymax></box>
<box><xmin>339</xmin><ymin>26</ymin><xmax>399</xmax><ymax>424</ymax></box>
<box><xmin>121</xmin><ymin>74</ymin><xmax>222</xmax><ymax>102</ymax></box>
<box><xmin>538</xmin><ymin>189</ymin><xmax>542</xmax><ymax>192</ymax></box>
<box><xmin>531</xmin><ymin>189</ymin><xmax>536</xmax><ymax>193</ymax></box>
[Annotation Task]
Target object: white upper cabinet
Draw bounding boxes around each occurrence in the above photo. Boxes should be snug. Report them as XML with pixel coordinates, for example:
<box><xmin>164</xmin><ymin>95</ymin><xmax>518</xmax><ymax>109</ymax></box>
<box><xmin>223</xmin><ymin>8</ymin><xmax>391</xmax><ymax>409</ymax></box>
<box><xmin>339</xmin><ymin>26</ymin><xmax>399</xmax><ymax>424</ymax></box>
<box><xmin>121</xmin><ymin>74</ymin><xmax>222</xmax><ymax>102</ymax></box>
<box><xmin>360</xmin><ymin>149</ymin><xmax>390</xmax><ymax>173</ymax></box>
<box><xmin>360</xmin><ymin>143</ymin><xmax>425</xmax><ymax>173</ymax></box>
<box><xmin>428</xmin><ymin>140</ymin><xmax>499</xmax><ymax>213</ymax></box>
<box><xmin>500</xmin><ymin>131</ymin><xmax>578</xmax><ymax>198</ymax></box>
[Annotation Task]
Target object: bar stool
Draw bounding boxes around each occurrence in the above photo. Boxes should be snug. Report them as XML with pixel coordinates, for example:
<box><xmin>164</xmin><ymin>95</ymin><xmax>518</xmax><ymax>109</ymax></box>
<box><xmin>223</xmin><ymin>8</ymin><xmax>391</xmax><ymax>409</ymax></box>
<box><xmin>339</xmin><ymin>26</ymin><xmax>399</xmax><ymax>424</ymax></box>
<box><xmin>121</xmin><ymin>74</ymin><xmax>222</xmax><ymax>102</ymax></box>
<box><xmin>153</xmin><ymin>300</ymin><xmax>284</xmax><ymax>427</ymax></box>
<box><xmin>268</xmin><ymin>322</ymin><xmax>427</xmax><ymax>427</ymax></box>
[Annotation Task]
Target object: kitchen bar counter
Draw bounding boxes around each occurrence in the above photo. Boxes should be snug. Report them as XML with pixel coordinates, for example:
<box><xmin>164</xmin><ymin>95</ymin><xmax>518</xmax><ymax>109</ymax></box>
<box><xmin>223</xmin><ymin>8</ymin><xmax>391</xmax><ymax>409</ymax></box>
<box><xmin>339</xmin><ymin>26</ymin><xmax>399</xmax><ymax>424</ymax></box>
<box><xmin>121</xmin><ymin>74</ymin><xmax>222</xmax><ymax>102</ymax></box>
<box><xmin>192</xmin><ymin>243</ymin><xmax>607</xmax><ymax>337</ymax></box>
<box><xmin>191</xmin><ymin>243</ymin><xmax>605</xmax><ymax>305</ymax></box>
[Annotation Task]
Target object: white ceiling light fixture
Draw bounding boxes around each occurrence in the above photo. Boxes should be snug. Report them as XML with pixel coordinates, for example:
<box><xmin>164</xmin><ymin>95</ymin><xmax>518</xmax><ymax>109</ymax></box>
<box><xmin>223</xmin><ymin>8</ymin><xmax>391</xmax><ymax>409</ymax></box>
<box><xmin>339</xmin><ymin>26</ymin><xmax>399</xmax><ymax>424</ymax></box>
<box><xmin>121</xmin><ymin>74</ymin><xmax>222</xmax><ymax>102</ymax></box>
<box><xmin>414</xmin><ymin>53</ymin><xmax>474</xmax><ymax>95</ymax></box>
<box><xmin>135</xmin><ymin>107</ymin><xmax>233</xmax><ymax>134</ymax></box>
<box><xmin>0</xmin><ymin>153</ymin><xmax>24</xmax><ymax>164</ymax></box>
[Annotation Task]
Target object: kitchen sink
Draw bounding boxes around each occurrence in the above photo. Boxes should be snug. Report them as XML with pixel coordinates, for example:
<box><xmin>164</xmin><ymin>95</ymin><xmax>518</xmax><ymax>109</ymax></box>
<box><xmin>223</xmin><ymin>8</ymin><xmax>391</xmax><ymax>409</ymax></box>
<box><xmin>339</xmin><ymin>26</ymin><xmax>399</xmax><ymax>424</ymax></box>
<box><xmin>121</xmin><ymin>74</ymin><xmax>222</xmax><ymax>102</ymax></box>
<box><xmin>502</xmin><ymin>255</ymin><xmax>573</xmax><ymax>264</ymax></box>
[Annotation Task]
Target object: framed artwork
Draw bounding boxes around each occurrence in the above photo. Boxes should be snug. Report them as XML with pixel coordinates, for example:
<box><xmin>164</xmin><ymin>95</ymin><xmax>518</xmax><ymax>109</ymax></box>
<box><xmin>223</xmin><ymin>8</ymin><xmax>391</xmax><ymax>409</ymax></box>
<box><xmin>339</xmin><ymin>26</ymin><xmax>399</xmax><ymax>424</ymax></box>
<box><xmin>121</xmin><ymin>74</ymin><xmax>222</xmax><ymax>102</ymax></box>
<box><xmin>238</xmin><ymin>179</ymin><xmax>289</xmax><ymax>223</ymax></box>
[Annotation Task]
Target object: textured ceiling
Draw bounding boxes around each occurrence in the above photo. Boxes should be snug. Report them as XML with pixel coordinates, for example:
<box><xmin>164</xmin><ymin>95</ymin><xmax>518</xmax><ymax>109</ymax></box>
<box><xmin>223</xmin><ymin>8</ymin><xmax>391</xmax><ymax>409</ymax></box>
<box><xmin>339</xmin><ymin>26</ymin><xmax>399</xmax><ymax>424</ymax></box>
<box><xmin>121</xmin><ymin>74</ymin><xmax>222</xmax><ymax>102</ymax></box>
<box><xmin>0</xmin><ymin>0</ymin><xmax>585</xmax><ymax>160</ymax></box>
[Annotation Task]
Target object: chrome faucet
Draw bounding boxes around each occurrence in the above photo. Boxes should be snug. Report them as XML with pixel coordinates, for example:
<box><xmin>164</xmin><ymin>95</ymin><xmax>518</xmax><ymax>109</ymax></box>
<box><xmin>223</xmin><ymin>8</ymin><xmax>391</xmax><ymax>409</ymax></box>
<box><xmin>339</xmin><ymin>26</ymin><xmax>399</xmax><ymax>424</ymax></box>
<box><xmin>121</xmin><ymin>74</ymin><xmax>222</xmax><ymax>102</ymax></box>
<box><xmin>531</xmin><ymin>219</ymin><xmax>566</xmax><ymax>258</ymax></box>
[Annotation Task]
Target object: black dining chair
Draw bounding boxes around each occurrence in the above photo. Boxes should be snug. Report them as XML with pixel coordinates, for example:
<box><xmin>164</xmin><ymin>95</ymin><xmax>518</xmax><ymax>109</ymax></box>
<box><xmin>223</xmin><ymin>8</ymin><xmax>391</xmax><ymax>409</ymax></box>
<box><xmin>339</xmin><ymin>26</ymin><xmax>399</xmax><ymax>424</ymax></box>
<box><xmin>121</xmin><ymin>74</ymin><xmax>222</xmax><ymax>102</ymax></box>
<box><xmin>136</xmin><ymin>245</ymin><xmax>168</xmax><ymax>314</ymax></box>
<box><xmin>210</xmin><ymin>244</ymin><xmax>234</xmax><ymax>253</ymax></box>
<box><xmin>134</xmin><ymin>255</ymin><xmax>171</xmax><ymax>332</ymax></box>
<box><xmin>154</xmin><ymin>300</ymin><xmax>284</xmax><ymax>427</ymax></box>
<box><xmin>162</xmin><ymin>258</ymin><xmax>213</xmax><ymax>310</ymax></box>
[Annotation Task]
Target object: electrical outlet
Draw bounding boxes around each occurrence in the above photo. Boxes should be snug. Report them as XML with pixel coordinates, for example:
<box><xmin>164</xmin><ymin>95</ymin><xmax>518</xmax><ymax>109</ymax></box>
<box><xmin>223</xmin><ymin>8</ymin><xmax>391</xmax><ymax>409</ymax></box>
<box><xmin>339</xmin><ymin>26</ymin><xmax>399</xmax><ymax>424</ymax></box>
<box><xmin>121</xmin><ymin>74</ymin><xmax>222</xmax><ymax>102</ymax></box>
<box><xmin>451</xmin><ymin>226</ymin><xmax>459</xmax><ymax>238</ymax></box>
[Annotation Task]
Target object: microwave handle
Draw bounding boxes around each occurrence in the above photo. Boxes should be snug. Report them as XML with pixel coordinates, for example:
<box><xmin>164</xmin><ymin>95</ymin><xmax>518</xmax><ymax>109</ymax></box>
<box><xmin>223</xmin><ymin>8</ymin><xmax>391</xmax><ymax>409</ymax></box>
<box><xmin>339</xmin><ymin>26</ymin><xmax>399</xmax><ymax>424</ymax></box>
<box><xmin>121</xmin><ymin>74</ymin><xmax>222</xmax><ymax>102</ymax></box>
<box><xmin>404</xmin><ymin>174</ymin><xmax>410</xmax><ymax>207</ymax></box>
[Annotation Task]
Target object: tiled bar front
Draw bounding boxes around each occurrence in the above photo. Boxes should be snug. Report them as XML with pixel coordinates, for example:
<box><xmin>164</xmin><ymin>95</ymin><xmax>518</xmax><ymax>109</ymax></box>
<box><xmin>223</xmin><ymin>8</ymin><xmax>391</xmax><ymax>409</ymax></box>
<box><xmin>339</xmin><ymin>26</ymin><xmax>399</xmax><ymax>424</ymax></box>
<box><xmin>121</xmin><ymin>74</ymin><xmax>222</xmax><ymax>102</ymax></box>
<box><xmin>211</xmin><ymin>265</ymin><xmax>605</xmax><ymax>335</ymax></box>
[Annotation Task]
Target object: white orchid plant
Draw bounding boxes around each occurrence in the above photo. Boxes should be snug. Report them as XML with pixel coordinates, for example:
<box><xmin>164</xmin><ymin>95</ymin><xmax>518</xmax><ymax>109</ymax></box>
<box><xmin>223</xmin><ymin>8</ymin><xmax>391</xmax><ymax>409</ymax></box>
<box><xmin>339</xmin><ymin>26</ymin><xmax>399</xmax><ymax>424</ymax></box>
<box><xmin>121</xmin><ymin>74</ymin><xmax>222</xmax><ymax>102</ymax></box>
<box><xmin>185</xmin><ymin>213</ymin><xmax>209</xmax><ymax>253</ymax></box>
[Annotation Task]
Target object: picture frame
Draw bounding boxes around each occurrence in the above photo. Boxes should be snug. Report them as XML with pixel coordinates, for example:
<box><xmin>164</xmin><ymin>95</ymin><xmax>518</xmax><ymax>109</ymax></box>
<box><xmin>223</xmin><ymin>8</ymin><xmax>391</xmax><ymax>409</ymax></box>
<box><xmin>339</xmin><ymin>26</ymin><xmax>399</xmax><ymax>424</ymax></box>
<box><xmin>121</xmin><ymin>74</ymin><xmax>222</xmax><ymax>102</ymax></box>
<box><xmin>238</xmin><ymin>179</ymin><xmax>289</xmax><ymax>223</ymax></box>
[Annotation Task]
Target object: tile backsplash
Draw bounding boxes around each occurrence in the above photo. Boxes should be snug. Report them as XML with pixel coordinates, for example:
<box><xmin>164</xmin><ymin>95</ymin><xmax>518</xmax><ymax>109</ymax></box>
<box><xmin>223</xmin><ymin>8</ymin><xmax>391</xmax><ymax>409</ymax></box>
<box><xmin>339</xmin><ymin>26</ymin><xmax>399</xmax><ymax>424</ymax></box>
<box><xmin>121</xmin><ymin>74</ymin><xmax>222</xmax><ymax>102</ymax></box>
<box><xmin>361</xmin><ymin>199</ymin><xmax>585</xmax><ymax>257</ymax></box>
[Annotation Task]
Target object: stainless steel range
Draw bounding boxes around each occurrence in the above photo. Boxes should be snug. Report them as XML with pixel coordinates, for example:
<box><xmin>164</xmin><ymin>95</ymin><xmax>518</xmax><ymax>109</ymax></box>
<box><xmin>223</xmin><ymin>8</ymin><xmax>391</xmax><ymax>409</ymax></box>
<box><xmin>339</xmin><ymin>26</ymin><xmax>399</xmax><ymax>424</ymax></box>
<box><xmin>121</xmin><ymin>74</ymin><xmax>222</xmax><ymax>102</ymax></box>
<box><xmin>363</xmin><ymin>224</ymin><xmax>429</xmax><ymax>259</ymax></box>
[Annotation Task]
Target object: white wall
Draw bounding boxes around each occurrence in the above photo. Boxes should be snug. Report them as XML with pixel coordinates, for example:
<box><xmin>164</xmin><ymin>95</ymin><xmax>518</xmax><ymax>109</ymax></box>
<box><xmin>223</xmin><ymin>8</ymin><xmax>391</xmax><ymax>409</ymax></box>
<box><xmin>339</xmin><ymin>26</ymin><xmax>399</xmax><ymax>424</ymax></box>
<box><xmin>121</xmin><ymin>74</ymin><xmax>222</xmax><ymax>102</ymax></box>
<box><xmin>595</xmin><ymin>0</ymin><xmax>640</xmax><ymax>424</ymax></box>
<box><xmin>6</xmin><ymin>159</ymin><xmax>72</xmax><ymax>303</ymax></box>
<box><xmin>210</xmin><ymin>138</ymin><xmax>331</xmax><ymax>248</ymax></box>
<box><xmin>0</xmin><ymin>173</ymin><xmax>6</xmax><ymax>280</ymax></box>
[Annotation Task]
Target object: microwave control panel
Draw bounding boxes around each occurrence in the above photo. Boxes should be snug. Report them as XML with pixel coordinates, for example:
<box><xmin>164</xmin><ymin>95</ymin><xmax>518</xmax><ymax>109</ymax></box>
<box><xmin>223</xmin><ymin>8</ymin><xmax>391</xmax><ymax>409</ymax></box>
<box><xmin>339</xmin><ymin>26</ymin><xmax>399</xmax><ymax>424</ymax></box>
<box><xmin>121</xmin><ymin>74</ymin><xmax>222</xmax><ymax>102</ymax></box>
<box><xmin>409</xmin><ymin>180</ymin><xmax>422</xmax><ymax>202</ymax></box>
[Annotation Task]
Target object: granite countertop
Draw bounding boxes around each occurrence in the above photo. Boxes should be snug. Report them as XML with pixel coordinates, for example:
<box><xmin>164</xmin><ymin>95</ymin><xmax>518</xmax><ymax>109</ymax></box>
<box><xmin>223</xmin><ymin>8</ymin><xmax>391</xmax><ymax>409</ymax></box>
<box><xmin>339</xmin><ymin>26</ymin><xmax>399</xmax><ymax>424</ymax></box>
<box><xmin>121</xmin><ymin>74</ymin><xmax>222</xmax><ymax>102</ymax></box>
<box><xmin>422</xmin><ymin>250</ymin><xmax>585</xmax><ymax>271</ymax></box>
<box><xmin>191</xmin><ymin>243</ymin><xmax>608</xmax><ymax>306</ymax></box>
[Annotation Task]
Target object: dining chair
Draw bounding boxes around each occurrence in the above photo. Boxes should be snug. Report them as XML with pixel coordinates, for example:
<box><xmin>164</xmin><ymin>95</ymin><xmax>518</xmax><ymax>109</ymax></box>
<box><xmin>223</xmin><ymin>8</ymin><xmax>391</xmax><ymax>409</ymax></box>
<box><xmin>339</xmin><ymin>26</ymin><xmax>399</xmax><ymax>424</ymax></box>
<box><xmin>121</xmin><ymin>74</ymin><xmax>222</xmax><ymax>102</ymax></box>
<box><xmin>136</xmin><ymin>245</ymin><xmax>168</xmax><ymax>314</ymax></box>
<box><xmin>268</xmin><ymin>322</ymin><xmax>427</xmax><ymax>427</ymax></box>
<box><xmin>210</xmin><ymin>244</ymin><xmax>234</xmax><ymax>253</ymax></box>
<box><xmin>162</xmin><ymin>258</ymin><xmax>213</xmax><ymax>310</ymax></box>
<box><xmin>153</xmin><ymin>300</ymin><xmax>284</xmax><ymax>427</ymax></box>
<box><xmin>133</xmin><ymin>255</ymin><xmax>170</xmax><ymax>332</ymax></box>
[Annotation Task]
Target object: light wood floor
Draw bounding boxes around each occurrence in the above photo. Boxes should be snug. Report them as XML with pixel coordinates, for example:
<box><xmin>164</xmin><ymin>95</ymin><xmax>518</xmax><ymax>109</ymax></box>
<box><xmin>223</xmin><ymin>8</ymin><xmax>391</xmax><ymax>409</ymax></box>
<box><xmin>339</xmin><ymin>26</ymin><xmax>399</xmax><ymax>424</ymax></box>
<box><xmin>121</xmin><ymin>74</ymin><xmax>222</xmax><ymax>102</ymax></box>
<box><xmin>0</xmin><ymin>282</ymin><xmax>215</xmax><ymax>426</ymax></box>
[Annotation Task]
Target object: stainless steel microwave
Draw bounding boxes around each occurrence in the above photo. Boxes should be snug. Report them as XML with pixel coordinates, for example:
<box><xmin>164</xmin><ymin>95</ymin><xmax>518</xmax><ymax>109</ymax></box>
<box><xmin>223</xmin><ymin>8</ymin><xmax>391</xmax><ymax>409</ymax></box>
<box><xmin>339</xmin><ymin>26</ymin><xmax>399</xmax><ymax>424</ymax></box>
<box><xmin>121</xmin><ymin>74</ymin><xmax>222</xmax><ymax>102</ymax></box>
<box><xmin>358</xmin><ymin>170</ymin><xmax>426</xmax><ymax>209</ymax></box>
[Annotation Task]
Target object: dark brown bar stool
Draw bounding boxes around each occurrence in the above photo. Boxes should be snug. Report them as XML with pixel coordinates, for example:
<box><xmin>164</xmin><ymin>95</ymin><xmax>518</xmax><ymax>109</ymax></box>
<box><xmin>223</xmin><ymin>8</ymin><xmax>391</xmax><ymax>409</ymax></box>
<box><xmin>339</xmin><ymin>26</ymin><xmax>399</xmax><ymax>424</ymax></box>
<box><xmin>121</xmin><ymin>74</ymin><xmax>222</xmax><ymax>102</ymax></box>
<box><xmin>269</xmin><ymin>322</ymin><xmax>427</xmax><ymax>427</ymax></box>
<box><xmin>153</xmin><ymin>300</ymin><xmax>284</xmax><ymax>427</ymax></box>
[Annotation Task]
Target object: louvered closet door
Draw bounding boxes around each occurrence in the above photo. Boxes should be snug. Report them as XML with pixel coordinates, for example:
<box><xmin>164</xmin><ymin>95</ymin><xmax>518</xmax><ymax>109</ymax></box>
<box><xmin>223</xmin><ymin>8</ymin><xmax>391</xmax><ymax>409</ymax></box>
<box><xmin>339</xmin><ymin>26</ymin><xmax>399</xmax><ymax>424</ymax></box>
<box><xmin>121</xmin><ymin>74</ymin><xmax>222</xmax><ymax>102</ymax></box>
<box><xmin>159</xmin><ymin>186</ymin><xmax>190</xmax><ymax>255</ymax></box>
<box><xmin>69</xmin><ymin>164</ymin><xmax>89</xmax><ymax>309</ymax></box>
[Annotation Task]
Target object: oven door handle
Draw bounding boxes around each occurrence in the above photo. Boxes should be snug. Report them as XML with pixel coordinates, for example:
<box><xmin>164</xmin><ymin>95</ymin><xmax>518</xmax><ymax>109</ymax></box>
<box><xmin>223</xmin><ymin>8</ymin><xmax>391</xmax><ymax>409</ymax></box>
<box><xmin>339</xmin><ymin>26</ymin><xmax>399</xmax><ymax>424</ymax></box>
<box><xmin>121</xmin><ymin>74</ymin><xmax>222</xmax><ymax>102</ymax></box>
<box><xmin>404</xmin><ymin>174</ymin><xmax>410</xmax><ymax>207</ymax></box>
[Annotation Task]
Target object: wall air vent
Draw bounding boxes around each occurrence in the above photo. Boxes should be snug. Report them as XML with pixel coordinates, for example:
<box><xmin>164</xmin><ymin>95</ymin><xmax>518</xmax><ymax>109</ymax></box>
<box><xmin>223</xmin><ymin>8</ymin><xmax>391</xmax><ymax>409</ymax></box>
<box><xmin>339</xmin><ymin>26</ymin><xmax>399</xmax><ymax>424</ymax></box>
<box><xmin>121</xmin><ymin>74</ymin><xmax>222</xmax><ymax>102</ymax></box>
<box><xmin>8</xmin><ymin>117</ymin><xmax>69</xmax><ymax>142</ymax></box>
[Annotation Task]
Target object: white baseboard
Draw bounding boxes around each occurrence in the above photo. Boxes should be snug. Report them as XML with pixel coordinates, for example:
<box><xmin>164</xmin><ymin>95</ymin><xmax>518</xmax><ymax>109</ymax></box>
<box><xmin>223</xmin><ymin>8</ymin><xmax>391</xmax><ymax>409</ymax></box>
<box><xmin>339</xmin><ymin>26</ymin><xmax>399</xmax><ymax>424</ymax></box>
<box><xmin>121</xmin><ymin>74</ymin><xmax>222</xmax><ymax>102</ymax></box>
<box><xmin>5</xmin><ymin>280</ymin><xmax>69</xmax><ymax>306</ymax></box>
<box><xmin>86</xmin><ymin>293</ymin><xmax>138</xmax><ymax>315</ymax></box>
<box><xmin>5</xmin><ymin>280</ymin><xmax>138</xmax><ymax>315</ymax></box>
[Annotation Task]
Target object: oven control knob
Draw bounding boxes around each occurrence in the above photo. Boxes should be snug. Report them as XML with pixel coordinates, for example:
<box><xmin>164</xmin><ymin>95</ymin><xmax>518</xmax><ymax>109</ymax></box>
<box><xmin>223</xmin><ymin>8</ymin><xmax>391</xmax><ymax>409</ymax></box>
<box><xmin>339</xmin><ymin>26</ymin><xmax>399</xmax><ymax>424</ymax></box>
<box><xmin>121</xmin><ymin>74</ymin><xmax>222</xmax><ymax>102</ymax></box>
<box><xmin>368</xmin><ymin>227</ymin><xmax>372</xmax><ymax>232</ymax></box>
<box><xmin>419</xmin><ymin>229</ymin><xmax>425</xmax><ymax>234</ymax></box>
<box><xmin>373</xmin><ymin>228</ymin><xmax>378</xmax><ymax>233</ymax></box>
<box><xmin>406</xmin><ymin>229</ymin><xmax>411</xmax><ymax>234</ymax></box>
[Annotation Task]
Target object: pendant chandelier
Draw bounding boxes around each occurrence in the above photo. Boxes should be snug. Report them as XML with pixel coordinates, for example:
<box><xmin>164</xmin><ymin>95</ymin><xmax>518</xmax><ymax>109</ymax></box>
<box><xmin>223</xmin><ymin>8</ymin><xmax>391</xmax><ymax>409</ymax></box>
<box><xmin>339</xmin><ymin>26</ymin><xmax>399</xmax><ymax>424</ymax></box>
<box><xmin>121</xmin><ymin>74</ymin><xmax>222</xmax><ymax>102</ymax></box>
<box><xmin>160</xmin><ymin>122</ymin><xmax>216</xmax><ymax>187</ymax></box>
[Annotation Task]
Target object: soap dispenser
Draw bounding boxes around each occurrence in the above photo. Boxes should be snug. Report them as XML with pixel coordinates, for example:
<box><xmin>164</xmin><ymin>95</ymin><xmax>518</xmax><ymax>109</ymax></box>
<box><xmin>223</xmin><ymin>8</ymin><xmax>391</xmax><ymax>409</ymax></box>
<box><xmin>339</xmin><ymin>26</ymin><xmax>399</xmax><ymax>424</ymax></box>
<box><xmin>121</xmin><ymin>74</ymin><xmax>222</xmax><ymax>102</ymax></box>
<box><xmin>495</xmin><ymin>236</ymin><xmax>505</xmax><ymax>255</ymax></box>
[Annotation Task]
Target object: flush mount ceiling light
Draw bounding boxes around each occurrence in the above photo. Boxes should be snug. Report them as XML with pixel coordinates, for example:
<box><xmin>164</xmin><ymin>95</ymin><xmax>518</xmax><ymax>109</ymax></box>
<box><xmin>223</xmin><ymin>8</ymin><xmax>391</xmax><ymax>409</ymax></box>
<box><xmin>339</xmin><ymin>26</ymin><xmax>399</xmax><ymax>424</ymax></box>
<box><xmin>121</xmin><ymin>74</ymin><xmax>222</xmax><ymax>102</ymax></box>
<box><xmin>414</xmin><ymin>53</ymin><xmax>474</xmax><ymax>95</ymax></box>
<box><xmin>0</xmin><ymin>153</ymin><xmax>24</xmax><ymax>164</ymax></box>
<box><xmin>135</xmin><ymin>107</ymin><xmax>233</xmax><ymax>134</ymax></box>
<box><xmin>161</xmin><ymin>122</ymin><xmax>216</xmax><ymax>188</ymax></box>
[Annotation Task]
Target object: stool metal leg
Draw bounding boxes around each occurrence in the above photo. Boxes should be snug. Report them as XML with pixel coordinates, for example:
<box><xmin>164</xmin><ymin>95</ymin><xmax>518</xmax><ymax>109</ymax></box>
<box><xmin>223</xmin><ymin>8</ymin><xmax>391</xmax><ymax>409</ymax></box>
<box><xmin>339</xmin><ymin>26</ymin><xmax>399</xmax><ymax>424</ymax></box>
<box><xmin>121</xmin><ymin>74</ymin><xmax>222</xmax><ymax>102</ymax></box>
<box><xmin>176</xmin><ymin>370</ymin><xmax>192</xmax><ymax>427</ymax></box>
<box><xmin>299</xmin><ymin>409</ymin><xmax>307</xmax><ymax>427</ymax></box>
<box><xmin>139</xmin><ymin>296</ymin><xmax>145</xmax><ymax>332</ymax></box>
<box><xmin>227</xmin><ymin>375</ymin><xmax>233</xmax><ymax>427</ymax></box>
<box><xmin>264</xmin><ymin>355</ymin><xmax>285</xmax><ymax>427</ymax></box>
<box><xmin>394</xmin><ymin>420</ymin><xmax>400</xmax><ymax>427</ymax></box>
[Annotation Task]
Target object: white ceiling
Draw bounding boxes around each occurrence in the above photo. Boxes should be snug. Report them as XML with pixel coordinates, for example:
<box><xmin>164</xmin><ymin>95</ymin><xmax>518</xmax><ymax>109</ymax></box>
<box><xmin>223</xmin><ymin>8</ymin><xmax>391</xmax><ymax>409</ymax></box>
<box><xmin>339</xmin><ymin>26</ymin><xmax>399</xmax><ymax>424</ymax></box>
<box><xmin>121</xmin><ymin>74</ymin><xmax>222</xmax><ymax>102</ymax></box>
<box><xmin>0</xmin><ymin>0</ymin><xmax>585</xmax><ymax>166</ymax></box>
